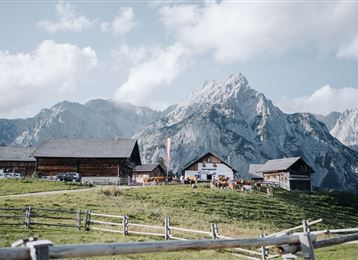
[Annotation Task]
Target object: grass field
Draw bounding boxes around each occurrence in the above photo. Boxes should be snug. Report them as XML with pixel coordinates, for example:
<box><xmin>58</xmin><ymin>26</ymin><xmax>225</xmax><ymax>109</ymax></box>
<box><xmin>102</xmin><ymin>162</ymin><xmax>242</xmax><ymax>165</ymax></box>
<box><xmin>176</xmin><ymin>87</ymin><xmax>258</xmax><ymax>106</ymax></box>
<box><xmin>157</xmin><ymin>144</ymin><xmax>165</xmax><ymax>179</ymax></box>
<box><xmin>0</xmin><ymin>183</ymin><xmax>357</xmax><ymax>259</ymax></box>
<box><xmin>0</xmin><ymin>178</ymin><xmax>92</xmax><ymax>196</ymax></box>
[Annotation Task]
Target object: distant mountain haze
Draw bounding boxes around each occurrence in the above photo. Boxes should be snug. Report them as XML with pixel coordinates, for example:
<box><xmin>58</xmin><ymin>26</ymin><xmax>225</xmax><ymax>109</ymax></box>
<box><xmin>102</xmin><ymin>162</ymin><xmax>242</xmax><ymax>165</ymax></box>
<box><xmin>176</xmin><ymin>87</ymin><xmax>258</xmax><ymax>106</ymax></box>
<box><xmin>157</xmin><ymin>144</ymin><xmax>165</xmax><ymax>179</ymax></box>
<box><xmin>0</xmin><ymin>99</ymin><xmax>162</xmax><ymax>146</ymax></box>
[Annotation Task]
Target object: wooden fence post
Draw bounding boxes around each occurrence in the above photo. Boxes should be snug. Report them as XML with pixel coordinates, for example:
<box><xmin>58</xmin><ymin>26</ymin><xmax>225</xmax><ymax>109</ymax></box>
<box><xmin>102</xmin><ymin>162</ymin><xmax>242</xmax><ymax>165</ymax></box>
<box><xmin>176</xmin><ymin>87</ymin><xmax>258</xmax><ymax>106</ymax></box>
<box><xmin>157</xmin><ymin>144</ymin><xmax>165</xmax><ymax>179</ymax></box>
<box><xmin>25</xmin><ymin>206</ymin><xmax>32</xmax><ymax>228</ymax></box>
<box><xmin>76</xmin><ymin>210</ymin><xmax>81</xmax><ymax>230</ymax></box>
<box><xmin>123</xmin><ymin>215</ymin><xmax>129</xmax><ymax>235</ymax></box>
<box><xmin>165</xmin><ymin>217</ymin><xmax>171</xmax><ymax>240</ymax></box>
<box><xmin>23</xmin><ymin>206</ymin><xmax>28</xmax><ymax>227</ymax></box>
<box><xmin>85</xmin><ymin>210</ymin><xmax>91</xmax><ymax>231</ymax></box>
<box><xmin>211</xmin><ymin>223</ymin><xmax>218</xmax><ymax>239</ymax></box>
<box><xmin>260</xmin><ymin>233</ymin><xmax>267</xmax><ymax>260</ymax></box>
<box><xmin>300</xmin><ymin>220</ymin><xmax>315</xmax><ymax>260</ymax></box>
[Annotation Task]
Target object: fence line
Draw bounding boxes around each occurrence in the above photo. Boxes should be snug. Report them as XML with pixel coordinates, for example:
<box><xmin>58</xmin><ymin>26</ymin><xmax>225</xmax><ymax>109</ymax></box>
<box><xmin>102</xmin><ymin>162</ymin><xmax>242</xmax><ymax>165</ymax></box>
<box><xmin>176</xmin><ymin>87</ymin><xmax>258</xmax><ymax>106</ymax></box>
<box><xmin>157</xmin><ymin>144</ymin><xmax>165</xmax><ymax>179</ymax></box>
<box><xmin>266</xmin><ymin>218</ymin><xmax>322</xmax><ymax>237</ymax></box>
<box><xmin>1</xmin><ymin>206</ymin><xmax>357</xmax><ymax>260</ymax></box>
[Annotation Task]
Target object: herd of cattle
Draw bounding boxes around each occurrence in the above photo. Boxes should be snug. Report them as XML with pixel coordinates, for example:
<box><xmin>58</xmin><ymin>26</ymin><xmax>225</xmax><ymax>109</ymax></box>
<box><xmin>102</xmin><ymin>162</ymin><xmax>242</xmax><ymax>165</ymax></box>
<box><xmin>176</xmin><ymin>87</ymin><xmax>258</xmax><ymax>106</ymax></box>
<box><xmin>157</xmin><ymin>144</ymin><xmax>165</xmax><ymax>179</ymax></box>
<box><xmin>143</xmin><ymin>176</ymin><xmax>262</xmax><ymax>192</ymax></box>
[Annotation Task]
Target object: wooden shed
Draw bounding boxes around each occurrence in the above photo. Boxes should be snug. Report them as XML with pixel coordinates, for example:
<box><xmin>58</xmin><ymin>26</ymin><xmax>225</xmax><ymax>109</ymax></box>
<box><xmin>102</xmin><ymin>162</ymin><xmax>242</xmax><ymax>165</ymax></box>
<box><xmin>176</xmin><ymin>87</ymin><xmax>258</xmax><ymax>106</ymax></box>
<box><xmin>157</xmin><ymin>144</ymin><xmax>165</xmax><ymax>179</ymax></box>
<box><xmin>258</xmin><ymin>157</ymin><xmax>314</xmax><ymax>191</ymax></box>
<box><xmin>0</xmin><ymin>146</ymin><xmax>35</xmax><ymax>176</ymax></box>
<box><xmin>182</xmin><ymin>152</ymin><xmax>236</xmax><ymax>181</ymax></box>
<box><xmin>132</xmin><ymin>163</ymin><xmax>166</xmax><ymax>184</ymax></box>
<box><xmin>33</xmin><ymin>138</ymin><xmax>141</xmax><ymax>178</ymax></box>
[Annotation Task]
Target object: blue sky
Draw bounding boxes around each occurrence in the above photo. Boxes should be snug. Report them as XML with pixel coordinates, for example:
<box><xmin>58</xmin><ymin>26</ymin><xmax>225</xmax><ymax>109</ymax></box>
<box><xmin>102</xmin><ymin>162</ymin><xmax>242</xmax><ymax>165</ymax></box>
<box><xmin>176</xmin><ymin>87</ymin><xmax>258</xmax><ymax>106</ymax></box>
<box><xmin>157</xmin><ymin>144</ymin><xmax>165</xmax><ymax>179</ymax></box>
<box><xmin>1</xmin><ymin>0</ymin><xmax>358</xmax><ymax>118</ymax></box>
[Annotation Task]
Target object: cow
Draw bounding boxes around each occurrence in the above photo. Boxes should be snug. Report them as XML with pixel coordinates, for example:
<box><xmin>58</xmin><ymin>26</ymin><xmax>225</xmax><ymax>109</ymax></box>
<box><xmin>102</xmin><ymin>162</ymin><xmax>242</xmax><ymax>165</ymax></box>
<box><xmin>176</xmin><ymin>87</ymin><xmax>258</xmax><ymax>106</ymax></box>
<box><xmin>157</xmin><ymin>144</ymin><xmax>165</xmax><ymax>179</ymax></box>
<box><xmin>143</xmin><ymin>176</ymin><xmax>167</xmax><ymax>186</ymax></box>
<box><xmin>186</xmin><ymin>176</ymin><xmax>198</xmax><ymax>184</ymax></box>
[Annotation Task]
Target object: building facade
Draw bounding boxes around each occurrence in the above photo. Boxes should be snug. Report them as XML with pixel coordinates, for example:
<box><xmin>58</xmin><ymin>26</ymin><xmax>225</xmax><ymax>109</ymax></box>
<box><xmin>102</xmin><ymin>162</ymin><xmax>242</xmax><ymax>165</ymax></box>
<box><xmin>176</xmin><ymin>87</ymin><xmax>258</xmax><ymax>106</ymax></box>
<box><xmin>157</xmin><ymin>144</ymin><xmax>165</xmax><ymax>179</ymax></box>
<box><xmin>33</xmin><ymin>139</ymin><xmax>141</xmax><ymax>178</ymax></box>
<box><xmin>0</xmin><ymin>146</ymin><xmax>35</xmax><ymax>176</ymax></box>
<box><xmin>257</xmin><ymin>157</ymin><xmax>314</xmax><ymax>191</ymax></box>
<box><xmin>182</xmin><ymin>152</ymin><xmax>235</xmax><ymax>181</ymax></box>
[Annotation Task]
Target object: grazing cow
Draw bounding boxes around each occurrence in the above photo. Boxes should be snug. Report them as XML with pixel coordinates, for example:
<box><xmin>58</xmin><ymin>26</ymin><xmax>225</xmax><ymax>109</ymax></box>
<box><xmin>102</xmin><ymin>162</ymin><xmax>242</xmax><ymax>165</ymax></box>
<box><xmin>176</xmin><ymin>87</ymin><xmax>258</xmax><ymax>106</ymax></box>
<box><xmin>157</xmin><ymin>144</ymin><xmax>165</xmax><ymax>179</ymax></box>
<box><xmin>154</xmin><ymin>176</ymin><xmax>166</xmax><ymax>185</ymax></box>
<box><xmin>143</xmin><ymin>176</ymin><xmax>167</xmax><ymax>186</ymax></box>
<box><xmin>143</xmin><ymin>177</ymin><xmax>156</xmax><ymax>186</ymax></box>
<box><xmin>228</xmin><ymin>181</ymin><xmax>237</xmax><ymax>191</ymax></box>
<box><xmin>218</xmin><ymin>176</ymin><xmax>230</xmax><ymax>182</ymax></box>
<box><xmin>186</xmin><ymin>176</ymin><xmax>198</xmax><ymax>184</ymax></box>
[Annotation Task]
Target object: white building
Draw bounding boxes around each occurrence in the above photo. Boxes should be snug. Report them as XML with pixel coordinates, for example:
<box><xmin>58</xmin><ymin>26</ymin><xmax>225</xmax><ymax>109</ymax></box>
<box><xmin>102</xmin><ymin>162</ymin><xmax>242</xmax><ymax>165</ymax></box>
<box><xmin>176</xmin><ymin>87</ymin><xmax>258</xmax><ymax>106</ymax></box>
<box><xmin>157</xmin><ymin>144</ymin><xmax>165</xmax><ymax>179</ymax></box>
<box><xmin>182</xmin><ymin>152</ymin><xmax>236</xmax><ymax>181</ymax></box>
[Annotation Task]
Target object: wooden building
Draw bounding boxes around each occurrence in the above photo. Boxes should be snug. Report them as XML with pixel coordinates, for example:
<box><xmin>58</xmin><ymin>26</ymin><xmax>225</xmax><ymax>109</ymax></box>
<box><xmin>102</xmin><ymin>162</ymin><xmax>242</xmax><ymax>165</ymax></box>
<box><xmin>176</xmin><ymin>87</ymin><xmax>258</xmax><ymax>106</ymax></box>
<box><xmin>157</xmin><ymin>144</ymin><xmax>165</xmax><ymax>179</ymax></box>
<box><xmin>248</xmin><ymin>164</ymin><xmax>264</xmax><ymax>181</ymax></box>
<box><xmin>132</xmin><ymin>163</ymin><xmax>166</xmax><ymax>184</ymax></box>
<box><xmin>258</xmin><ymin>157</ymin><xmax>314</xmax><ymax>191</ymax></box>
<box><xmin>33</xmin><ymin>139</ymin><xmax>141</xmax><ymax>178</ymax></box>
<box><xmin>0</xmin><ymin>146</ymin><xmax>35</xmax><ymax>176</ymax></box>
<box><xmin>182</xmin><ymin>152</ymin><xmax>236</xmax><ymax>181</ymax></box>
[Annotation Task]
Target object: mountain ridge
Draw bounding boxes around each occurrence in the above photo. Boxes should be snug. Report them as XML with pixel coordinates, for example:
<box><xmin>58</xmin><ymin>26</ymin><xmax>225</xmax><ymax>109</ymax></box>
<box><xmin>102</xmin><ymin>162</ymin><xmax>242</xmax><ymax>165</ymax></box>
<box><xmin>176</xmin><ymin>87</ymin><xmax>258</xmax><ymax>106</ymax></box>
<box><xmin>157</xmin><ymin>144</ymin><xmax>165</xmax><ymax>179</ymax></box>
<box><xmin>137</xmin><ymin>74</ymin><xmax>358</xmax><ymax>192</ymax></box>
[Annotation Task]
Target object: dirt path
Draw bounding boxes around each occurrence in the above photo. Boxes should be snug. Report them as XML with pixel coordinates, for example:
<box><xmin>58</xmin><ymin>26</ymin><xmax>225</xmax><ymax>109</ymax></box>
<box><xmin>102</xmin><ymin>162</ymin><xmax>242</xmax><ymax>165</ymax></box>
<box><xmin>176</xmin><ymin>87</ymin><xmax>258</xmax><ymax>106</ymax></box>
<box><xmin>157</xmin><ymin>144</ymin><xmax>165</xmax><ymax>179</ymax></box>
<box><xmin>0</xmin><ymin>187</ymin><xmax>96</xmax><ymax>198</ymax></box>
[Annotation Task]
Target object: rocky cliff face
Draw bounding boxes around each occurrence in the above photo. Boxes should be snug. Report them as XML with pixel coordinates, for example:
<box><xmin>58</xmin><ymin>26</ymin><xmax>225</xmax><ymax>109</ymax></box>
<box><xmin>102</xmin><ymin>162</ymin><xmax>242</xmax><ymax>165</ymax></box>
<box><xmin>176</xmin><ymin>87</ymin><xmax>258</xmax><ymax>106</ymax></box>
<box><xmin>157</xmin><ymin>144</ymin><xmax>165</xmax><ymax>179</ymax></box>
<box><xmin>137</xmin><ymin>74</ymin><xmax>358</xmax><ymax>192</ymax></box>
<box><xmin>330</xmin><ymin>109</ymin><xmax>358</xmax><ymax>151</ymax></box>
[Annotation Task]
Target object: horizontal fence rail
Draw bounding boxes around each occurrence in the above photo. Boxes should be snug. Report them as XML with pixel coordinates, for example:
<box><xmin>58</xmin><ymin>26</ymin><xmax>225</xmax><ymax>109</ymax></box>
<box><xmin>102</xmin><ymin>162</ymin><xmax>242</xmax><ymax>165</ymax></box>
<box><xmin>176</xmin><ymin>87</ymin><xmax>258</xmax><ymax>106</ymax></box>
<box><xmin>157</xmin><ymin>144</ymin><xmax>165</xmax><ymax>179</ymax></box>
<box><xmin>1</xmin><ymin>233</ymin><xmax>357</xmax><ymax>260</ymax></box>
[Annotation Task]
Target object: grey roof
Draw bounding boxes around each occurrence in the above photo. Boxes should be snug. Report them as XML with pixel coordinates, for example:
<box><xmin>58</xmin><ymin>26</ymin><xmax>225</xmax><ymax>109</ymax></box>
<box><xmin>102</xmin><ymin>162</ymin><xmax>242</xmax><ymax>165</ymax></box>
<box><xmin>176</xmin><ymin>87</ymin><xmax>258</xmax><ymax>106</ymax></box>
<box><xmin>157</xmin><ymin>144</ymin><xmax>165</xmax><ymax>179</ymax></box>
<box><xmin>0</xmin><ymin>146</ymin><xmax>36</xmax><ymax>162</ymax></box>
<box><xmin>258</xmin><ymin>157</ymin><xmax>301</xmax><ymax>173</ymax></box>
<box><xmin>134</xmin><ymin>163</ymin><xmax>164</xmax><ymax>172</ymax></box>
<box><xmin>33</xmin><ymin>138</ymin><xmax>137</xmax><ymax>158</ymax></box>
<box><xmin>248</xmin><ymin>164</ymin><xmax>264</xmax><ymax>179</ymax></box>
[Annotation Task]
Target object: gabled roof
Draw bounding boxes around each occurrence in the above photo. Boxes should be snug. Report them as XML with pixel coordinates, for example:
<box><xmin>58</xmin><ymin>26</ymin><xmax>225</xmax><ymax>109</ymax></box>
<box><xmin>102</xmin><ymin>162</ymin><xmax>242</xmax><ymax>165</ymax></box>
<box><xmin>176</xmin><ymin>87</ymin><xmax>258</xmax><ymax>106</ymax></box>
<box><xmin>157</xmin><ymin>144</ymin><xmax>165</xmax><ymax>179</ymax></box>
<box><xmin>248</xmin><ymin>164</ymin><xmax>264</xmax><ymax>179</ymax></box>
<box><xmin>33</xmin><ymin>138</ymin><xmax>138</xmax><ymax>158</ymax></box>
<box><xmin>134</xmin><ymin>163</ymin><xmax>165</xmax><ymax>173</ymax></box>
<box><xmin>182</xmin><ymin>152</ymin><xmax>237</xmax><ymax>172</ymax></box>
<box><xmin>258</xmin><ymin>157</ymin><xmax>302</xmax><ymax>173</ymax></box>
<box><xmin>0</xmin><ymin>146</ymin><xmax>36</xmax><ymax>162</ymax></box>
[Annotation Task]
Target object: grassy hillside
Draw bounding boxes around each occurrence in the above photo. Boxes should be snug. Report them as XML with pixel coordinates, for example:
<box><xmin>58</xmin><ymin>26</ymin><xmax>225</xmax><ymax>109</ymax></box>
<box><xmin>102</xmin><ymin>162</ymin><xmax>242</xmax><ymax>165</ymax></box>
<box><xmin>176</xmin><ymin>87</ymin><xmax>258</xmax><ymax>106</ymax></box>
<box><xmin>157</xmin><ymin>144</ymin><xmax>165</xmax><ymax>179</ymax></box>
<box><xmin>0</xmin><ymin>184</ymin><xmax>357</xmax><ymax>259</ymax></box>
<box><xmin>0</xmin><ymin>179</ymin><xmax>91</xmax><ymax>196</ymax></box>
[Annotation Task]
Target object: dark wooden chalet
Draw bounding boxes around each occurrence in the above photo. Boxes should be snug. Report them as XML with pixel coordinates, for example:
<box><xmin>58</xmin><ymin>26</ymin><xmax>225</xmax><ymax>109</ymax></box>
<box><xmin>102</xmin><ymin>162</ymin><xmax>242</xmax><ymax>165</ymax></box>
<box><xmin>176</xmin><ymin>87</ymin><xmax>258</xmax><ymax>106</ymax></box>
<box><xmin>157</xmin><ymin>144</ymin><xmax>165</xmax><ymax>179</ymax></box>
<box><xmin>0</xmin><ymin>146</ymin><xmax>36</xmax><ymax>176</ymax></box>
<box><xmin>132</xmin><ymin>163</ymin><xmax>166</xmax><ymax>184</ymax></box>
<box><xmin>33</xmin><ymin>139</ymin><xmax>141</xmax><ymax>177</ymax></box>
<box><xmin>258</xmin><ymin>157</ymin><xmax>314</xmax><ymax>191</ymax></box>
<box><xmin>182</xmin><ymin>152</ymin><xmax>236</xmax><ymax>181</ymax></box>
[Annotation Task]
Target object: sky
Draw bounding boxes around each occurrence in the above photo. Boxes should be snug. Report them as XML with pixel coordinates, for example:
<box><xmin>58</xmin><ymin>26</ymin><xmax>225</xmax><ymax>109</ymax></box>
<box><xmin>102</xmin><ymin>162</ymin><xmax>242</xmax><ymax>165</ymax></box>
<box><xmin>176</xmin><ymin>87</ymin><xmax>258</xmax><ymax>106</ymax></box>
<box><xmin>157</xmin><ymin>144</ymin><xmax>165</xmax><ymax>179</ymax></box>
<box><xmin>1</xmin><ymin>0</ymin><xmax>358</xmax><ymax>119</ymax></box>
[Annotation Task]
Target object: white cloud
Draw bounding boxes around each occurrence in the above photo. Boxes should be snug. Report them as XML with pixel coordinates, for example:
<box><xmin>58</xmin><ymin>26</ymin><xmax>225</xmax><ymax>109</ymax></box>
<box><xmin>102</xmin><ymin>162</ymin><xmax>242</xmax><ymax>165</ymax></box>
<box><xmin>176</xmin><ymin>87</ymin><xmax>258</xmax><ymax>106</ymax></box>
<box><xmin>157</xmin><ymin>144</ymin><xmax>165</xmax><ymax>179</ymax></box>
<box><xmin>38</xmin><ymin>1</ymin><xmax>95</xmax><ymax>33</ymax></box>
<box><xmin>115</xmin><ymin>42</ymin><xmax>189</xmax><ymax>107</ymax></box>
<box><xmin>277</xmin><ymin>85</ymin><xmax>358</xmax><ymax>115</ymax></box>
<box><xmin>0</xmin><ymin>40</ymin><xmax>97</xmax><ymax>113</ymax></box>
<box><xmin>337</xmin><ymin>37</ymin><xmax>358</xmax><ymax>60</ymax></box>
<box><xmin>101</xmin><ymin>7</ymin><xmax>136</xmax><ymax>36</ymax></box>
<box><xmin>159</xmin><ymin>1</ymin><xmax>358</xmax><ymax>63</ymax></box>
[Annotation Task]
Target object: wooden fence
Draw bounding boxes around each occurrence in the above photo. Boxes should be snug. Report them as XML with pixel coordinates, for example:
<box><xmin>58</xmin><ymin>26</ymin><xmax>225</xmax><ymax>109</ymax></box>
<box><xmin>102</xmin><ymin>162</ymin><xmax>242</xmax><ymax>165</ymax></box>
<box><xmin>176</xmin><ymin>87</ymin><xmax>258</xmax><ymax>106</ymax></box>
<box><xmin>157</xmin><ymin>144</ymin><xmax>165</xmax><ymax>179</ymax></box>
<box><xmin>1</xmin><ymin>206</ymin><xmax>357</xmax><ymax>260</ymax></box>
<box><xmin>1</xmin><ymin>232</ymin><xmax>358</xmax><ymax>260</ymax></box>
<box><xmin>0</xmin><ymin>206</ymin><xmax>81</xmax><ymax>229</ymax></box>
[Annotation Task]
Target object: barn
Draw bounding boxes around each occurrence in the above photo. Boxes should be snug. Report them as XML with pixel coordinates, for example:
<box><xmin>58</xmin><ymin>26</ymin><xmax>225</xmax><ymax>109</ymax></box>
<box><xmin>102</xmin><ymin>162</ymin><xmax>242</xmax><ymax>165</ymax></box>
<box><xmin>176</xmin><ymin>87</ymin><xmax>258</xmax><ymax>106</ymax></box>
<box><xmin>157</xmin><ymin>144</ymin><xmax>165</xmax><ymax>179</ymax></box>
<box><xmin>132</xmin><ymin>163</ymin><xmax>166</xmax><ymax>184</ymax></box>
<box><xmin>182</xmin><ymin>152</ymin><xmax>236</xmax><ymax>181</ymax></box>
<box><xmin>257</xmin><ymin>157</ymin><xmax>314</xmax><ymax>191</ymax></box>
<box><xmin>33</xmin><ymin>139</ymin><xmax>141</xmax><ymax>179</ymax></box>
<box><xmin>0</xmin><ymin>146</ymin><xmax>36</xmax><ymax>176</ymax></box>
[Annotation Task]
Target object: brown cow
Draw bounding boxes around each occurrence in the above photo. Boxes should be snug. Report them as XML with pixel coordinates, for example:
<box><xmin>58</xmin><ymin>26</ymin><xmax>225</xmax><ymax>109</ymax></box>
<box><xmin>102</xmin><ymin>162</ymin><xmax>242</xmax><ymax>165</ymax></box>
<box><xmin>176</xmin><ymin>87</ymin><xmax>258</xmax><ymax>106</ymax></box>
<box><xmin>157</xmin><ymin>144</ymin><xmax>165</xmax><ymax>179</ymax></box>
<box><xmin>143</xmin><ymin>176</ymin><xmax>167</xmax><ymax>186</ymax></box>
<box><xmin>186</xmin><ymin>176</ymin><xmax>198</xmax><ymax>184</ymax></box>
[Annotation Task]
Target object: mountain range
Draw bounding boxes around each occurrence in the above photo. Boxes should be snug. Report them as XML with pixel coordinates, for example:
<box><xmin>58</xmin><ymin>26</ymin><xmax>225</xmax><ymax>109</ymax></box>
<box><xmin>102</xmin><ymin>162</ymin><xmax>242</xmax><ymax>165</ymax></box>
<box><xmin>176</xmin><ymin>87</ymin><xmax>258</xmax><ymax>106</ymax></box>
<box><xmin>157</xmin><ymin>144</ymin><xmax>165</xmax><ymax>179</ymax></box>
<box><xmin>0</xmin><ymin>100</ymin><xmax>161</xmax><ymax>146</ymax></box>
<box><xmin>1</xmin><ymin>74</ymin><xmax>358</xmax><ymax>192</ymax></box>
